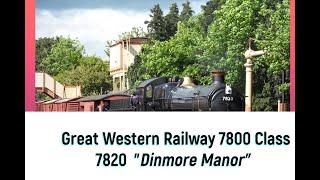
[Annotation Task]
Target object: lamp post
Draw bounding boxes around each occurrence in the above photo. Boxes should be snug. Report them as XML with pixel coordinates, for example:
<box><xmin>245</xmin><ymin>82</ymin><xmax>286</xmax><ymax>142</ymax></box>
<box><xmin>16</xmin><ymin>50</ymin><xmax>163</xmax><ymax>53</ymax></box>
<box><xmin>244</xmin><ymin>38</ymin><xmax>266</xmax><ymax>112</ymax></box>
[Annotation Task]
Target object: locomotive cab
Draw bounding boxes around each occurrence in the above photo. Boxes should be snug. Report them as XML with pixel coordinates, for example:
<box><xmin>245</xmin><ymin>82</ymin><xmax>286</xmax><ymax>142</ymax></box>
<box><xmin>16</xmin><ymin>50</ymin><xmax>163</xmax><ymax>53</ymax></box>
<box><xmin>136</xmin><ymin>77</ymin><xmax>167</xmax><ymax>111</ymax></box>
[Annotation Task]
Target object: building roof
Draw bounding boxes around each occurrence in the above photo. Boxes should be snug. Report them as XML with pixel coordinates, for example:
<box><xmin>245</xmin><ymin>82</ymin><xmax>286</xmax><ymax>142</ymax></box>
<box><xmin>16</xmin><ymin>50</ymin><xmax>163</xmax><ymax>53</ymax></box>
<box><xmin>36</xmin><ymin>100</ymin><xmax>48</xmax><ymax>104</ymax></box>
<box><xmin>43</xmin><ymin>99</ymin><xmax>61</xmax><ymax>104</ymax></box>
<box><xmin>74</xmin><ymin>91</ymin><xmax>132</xmax><ymax>102</ymax></box>
<box><xmin>54</xmin><ymin>97</ymin><xmax>81</xmax><ymax>103</ymax></box>
<box><xmin>75</xmin><ymin>94</ymin><xmax>109</xmax><ymax>102</ymax></box>
<box><xmin>106</xmin><ymin>90</ymin><xmax>131</xmax><ymax>97</ymax></box>
<box><xmin>110</xmin><ymin>37</ymin><xmax>148</xmax><ymax>47</ymax></box>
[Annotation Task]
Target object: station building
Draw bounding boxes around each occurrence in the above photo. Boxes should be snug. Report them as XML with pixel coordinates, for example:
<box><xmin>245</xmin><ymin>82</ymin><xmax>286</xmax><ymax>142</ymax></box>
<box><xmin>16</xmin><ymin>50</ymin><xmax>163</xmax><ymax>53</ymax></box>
<box><xmin>109</xmin><ymin>37</ymin><xmax>147</xmax><ymax>92</ymax></box>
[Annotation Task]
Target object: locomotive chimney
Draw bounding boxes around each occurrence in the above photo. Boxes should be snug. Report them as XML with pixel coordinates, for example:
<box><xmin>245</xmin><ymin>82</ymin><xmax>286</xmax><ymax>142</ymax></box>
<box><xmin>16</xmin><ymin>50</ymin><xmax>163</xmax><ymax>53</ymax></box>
<box><xmin>212</xmin><ymin>70</ymin><xmax>225</xmax><ymax>84</ymax></box>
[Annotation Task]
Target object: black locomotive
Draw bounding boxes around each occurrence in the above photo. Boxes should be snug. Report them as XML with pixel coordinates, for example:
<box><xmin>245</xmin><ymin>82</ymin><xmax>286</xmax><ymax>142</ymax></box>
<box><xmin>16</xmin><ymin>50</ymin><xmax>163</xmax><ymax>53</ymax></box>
<box><xmin>108</xmin><ymin>70</ymin><xmax>244</xmax><ymax>111</ymax></box>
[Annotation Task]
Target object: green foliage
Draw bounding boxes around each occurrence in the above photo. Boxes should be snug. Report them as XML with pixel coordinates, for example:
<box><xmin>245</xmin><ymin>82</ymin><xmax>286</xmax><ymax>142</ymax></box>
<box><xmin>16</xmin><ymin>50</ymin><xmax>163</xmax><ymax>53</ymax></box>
<box><xmin>180</xmin><ymin>0</ymin><xmax>194</xmax><ymax>23</ymax></box>
<box><xmin>36</xmin><ymin>37</ymin><xmax>60</xmax><ymax>72</ymax></box>
<box><xmin>200</xmin><ymin>0</ymin><xmax>225</xmax><ymax>36</ymax></box>
<box><xmin>254</xmin><ymin>0</ymin><xmax>290</xmax><ymax>109</ymax></box>
<box><xmin>165</xmin><ymin>3</ymin><xmax>180</xmax><ymax>38</ymax></box>
<box><xmin>127</xmin><ymin>54</ymin><xmax>146</xmax><ymax>91</ymax></box>
<box><xmin>37</xmin><ymin>35</ymin><xmax>113</xmax><ymax>96</ymax></box>
<box><xmin>130</xmin><ymin>17</ymin><xmax>208</xmax><ymax>85</ymax></box>
<box><xmin>127</xmin><ymin>0</ymin><xmax>290</xmax><ymax>111</ymax></box>
<box><xmin>55</xmin><ymin>56</ymin><xmax>112</xmax><ymax>96</ymax></box>
<box><xmin>104</xmin><ymin>40</ymin><xmax>113</xmax><ymax>57</ymax></box>
<box><xmin>36</xmin><ymin>92</ymin><xmax>52</xmax><ymax>101</ymax></box>
<box><xmin>204</xmin><ymin>0</ymin><xmax>261</xmax><ymax>89</ymax></box>
<box><xmin>252</xmin><ymin>82</ymin><xmax>273</xmax><ymax>111</ymax></box>
<box><xmin>277</xmin><ymin>82</ymin><xmax>289</xmax><ymax>94</ymax></box>
<box><xmin>255</xmin><ymin>0</ymin><xmax>290</xmax><ymax>76</ymax></box>
<box><xmin>118</xmin><ymin>27</ymin><xmax>147</xmax><ymax>40</ymax></box>
<box><xmin>42</xmin><ymin>36</ymin><xmax>84</xmax><ymax>76</ymax></box>
<box><xmin>202</xmin><ymin>0</ymin><xmax>290</xmax><ymax>110</ymax></box>
<box><xmin>146</xmin><ymin>4</ymin><xmax>167</xmax><ymax>41</ymax></box>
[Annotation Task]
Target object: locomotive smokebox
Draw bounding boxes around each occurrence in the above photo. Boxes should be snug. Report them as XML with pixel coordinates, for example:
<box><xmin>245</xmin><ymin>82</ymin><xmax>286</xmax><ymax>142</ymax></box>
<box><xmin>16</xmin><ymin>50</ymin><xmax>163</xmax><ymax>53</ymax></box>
<box><xmin>212</xmin><ymin>70</ymin><xmax>225</xmax><ymax>84</ymax></box>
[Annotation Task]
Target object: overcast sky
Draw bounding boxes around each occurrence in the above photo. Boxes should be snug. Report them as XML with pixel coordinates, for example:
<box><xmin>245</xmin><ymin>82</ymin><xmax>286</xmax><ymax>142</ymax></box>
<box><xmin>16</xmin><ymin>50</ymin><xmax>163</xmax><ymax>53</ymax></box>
<box><xmin>36</xmin><ymin>0</ymin><xmax>207</xmax><ymax>60</ymax></box>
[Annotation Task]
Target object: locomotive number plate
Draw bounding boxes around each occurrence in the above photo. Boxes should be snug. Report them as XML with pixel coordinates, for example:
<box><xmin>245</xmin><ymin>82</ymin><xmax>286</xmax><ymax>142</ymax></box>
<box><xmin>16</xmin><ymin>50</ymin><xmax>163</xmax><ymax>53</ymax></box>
<box><xmin>222</xmin><ymin>96</ymin><xmax>234</xmax><ymax>101</ymax></box>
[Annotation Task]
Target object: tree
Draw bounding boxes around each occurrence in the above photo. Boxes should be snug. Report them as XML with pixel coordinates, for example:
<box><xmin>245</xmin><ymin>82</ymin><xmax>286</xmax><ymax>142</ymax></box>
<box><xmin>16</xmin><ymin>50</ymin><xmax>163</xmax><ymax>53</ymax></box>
<box><xmin>164</xmin><ymin>3</ymin><xmax>180</xmax><ymax>38</ymax></box>
<box><xmin>36</xmin><ymin>37</ymin><xmax>59</xmax><ymax>72</ymax></box>
<box><xmin>36</xmin><ymin>92</ymin><xmax>52</xmax><ymax>101</ymax></box>
<box><xmin>104</xmin><ymin>40</ymin><xmax>113</xmax><ymax>57</ymax></box>
<box><xmin>253</xmin><ymin>0</ymin><xmax>290</xmax><ymax>110</ymax></box>
<box><xmin>127</xmin><ymin>54</ymin><xmax>146</xmax><ymax>91</ymax></box>
<box><xmin>203</xmin><ymin>0</ymin><xmax>289</xmax><ymax>111</ymax></box>
<box><xmin>203</xmin><ymin>0</ymin><xmax>259</xmax><ymax>89</ymax></box>
<box><xmin>128</xmin><ymin>0</ymin><xmax>289</xmax><ymax>111</ymax></box>
<box><xmin>118</xmin><ymin>26</ymin><xmax>147</xmax><ymax>40</ymax></box>
<box><xmin>129</xmin><ymin>27</ymin><xmax>147</xmax><ymax>38</ymax></box>
<box><xmin>55</xmin><ymin>56</ymin><xmax>112</xmax><ymax>96</ymax></box>
<box><xmin>180</xmin><ymin>0</ymin><xmax>194</xmax><ymax>23</ymax></box>
<box><xmin>42</xmin><ymin>36</ymin><xmax>84</xmax><ymax>76</ymax></box>
<box><xmin>135</xmin><ymin>17</ymin><xmax>206</xmax><ymax>84</ymax></box>
<box><xmin>200</xmin><ymin>0</ymin><xmax>225</xmax><ymax>36</ymax></box>
<box><xmin>146</xmin><ymin>4</ymin><xmax>167</xmax><ymax>41</ymax></box>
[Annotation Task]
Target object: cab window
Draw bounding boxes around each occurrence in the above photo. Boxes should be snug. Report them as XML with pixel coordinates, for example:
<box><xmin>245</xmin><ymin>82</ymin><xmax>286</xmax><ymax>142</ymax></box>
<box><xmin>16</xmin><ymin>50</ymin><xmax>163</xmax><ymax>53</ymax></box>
<box><xmin>146</xmin><ymin>85</ymin><xmax>152</xmax><ymax>98</ymax></box>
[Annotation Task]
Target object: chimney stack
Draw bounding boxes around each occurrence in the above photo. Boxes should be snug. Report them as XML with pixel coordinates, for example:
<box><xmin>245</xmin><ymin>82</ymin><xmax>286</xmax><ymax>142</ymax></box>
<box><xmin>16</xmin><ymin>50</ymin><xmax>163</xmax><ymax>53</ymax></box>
<box><xmin>212</xmin><ymin>70</ymin><xmax>225</xmax><ymax>84</ymax></box>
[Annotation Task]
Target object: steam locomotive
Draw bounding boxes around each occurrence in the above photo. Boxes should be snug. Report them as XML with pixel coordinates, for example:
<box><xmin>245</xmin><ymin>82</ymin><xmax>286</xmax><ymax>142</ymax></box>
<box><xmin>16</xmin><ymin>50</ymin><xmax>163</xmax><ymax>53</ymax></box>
<box><xmin>108</xmin><ymin>70</ymin><xmax>245</xmax><ymax>111</ymax></box>
<box><xmin>37</xmin><ymin>70</ymin><xmax>245</xmax><ymax>111</ymax></box>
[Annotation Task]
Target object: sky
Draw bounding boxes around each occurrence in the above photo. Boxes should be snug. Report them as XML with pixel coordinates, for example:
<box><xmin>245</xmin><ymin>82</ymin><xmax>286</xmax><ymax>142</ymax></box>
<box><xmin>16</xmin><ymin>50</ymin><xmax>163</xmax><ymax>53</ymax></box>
<box><xmin>36</xmin><ymin>0</ymin><xmax>208</xmax><ymax>60</ymax></box>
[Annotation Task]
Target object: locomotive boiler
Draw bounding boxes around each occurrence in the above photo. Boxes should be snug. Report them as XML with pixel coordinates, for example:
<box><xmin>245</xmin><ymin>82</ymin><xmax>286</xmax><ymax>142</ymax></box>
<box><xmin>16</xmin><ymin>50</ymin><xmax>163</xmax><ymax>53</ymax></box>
<box><xmin>123</xmin><ymin>70</ymin><xmax>244</xmax><ymax>111</ymax></box>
